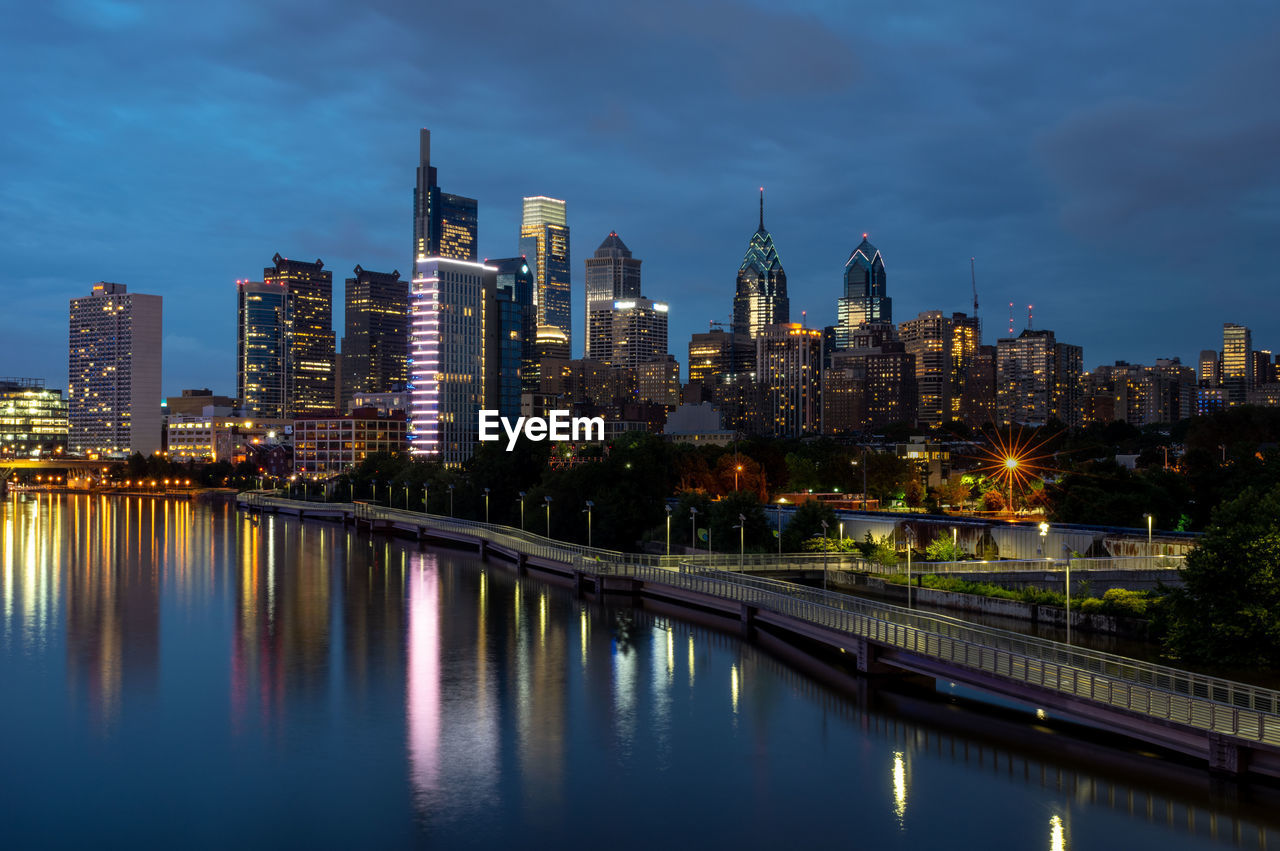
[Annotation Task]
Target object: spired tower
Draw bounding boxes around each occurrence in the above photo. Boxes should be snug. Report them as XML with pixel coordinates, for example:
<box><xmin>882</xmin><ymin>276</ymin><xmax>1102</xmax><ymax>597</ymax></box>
<box><xmin>732</xmin><ymin>189</ymin><xmax>789</xmax><ymax>340</ymax></box>
<box><xmin>835</xmin><ymin>234</ymin><xmax>890</xmax><ymax>349</ymax></box>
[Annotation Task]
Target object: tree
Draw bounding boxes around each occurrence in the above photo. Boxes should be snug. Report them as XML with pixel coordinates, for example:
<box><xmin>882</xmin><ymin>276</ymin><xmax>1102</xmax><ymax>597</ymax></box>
<box><xmin>782</xmin><ymin>499</ymin><xmax>837</xmax><ymax>552</ymax></box>
<box><xmin>904</xmin><ymin>476</ymin><xmax>924</xmax><ymax>507</ymax></box>
<box><xmin>1163</xmin><ymin>484</ymin><xmax>1280</xmax><ymax>666</ymax></box>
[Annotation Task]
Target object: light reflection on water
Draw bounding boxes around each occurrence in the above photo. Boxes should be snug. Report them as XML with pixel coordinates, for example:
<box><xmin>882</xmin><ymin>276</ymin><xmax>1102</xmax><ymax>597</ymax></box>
<box><xmin>0</xmin><ymin>494</ymin><xmax>1276</xmax><ymax>849</ymax></box>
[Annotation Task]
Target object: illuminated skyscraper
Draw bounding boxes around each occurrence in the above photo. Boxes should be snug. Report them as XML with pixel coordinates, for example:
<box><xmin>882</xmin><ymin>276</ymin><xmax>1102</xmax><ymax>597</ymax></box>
<box><xmin>1222</xmin><ymin>323</ymin><xmax>1252</xmax><ymax>406</ymax></box>
<box><xmin>584</xmin><ymin>232</ymin><xmax>641</xmax><ymax>360</ymax></box>
<box><xmin>408</xmin><ymin>257</ymin><xmax>495</xmax><ymax>467</ymax></box>
<box><xmin>996</xmin><ymin>329</ymin><xmax>1082</xmax><ymax>427</ymax></box>
<box><xmin>485</xmin><ymin>257</ymin><xmax>535</xmax><ymax>417</ymax></box>
<box><xmin>68</xmin><ymin>282</ymin><xmax>162</xmax><ymax>457</ymax></box>
<box><xmin>518</xmin><ymin>196</ymin><xmax>571</xmax><ymax>341</ymax></box>
<box><xmin>413</xmin><ymin>128</ymin><xmax>478</xmax><ymax>263</ymax></box>
<box><xmin>835</xmin><ymin>235</ymin><xmax>890</xmax><ymax>348</ymax></box>
<box><xmin>898</xmin><ymin>311</ymin><xmax>980</xmax><ymax>429</ymax></box>
<box><xmin>757</xmin><ymin>323</ymin><xmax>821</xmax><ymax>437</ymax></box>
<box><xmin>608</xmin><ymin>297</ymin><xmax>669</xmax><ymax>368</ymax></box>
<box><xmin>688</xmin><ymin>328</ymin><xmax>753</xmax><ymax>390</ymax></box>
<box><xmin>237</xmin><ymin>279</ymin><xmax>289</xmax><ymax>419</ymax></box>
<box><xmin>732</xmin><ymin>190</ymin><xmax>788</xmax><ymax>340</ymax></box>
<box><xmin>340</xmin><ymin>266</ymin><xmax>407</xmax><ymax>411</ymax></box>
<box><xmin>264</xmin><ymin>254</ymin><xmax>336</xmax><ymax>416</ymax></box>
<box><xmin>0</xmin><ymin>379</ymin><xmax>68</xmax><ymax>455</ymax></box>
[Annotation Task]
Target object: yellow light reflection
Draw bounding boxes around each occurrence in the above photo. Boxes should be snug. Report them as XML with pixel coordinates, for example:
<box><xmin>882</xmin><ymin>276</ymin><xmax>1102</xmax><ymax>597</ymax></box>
<box><xmin>893</xmin><ymin>751</ymin><xmax>907</xmax><ymax>824</ymax></box>
<box><xmin>580</xmin><ymin>610</ymin><xmax>588</xmax><ymax>667</ymax></box>
<box><xmin>1050</xmin><ymin>814</ymin><xmax>1066</xmax><ymax>851</ymax></box>
<box><xmin>730</xmin><ymin>664</ymin><xmax>739</xmax><ymax>714</ymax></box>
<box><xmin>666</xmin><ymin>627</ymin><xmax>673</xmax><ymax>678</ymax></box>
<box><xmin>687</xmin><ymin>635</ymin><xmax>695</xmax><ymax>687</ymax></box>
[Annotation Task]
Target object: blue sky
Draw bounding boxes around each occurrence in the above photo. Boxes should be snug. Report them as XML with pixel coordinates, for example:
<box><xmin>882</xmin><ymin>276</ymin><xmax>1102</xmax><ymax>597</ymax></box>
<box><xmin>3</xmin><ymin>0</ymin><xmax>1279</xmax><ymax>393</ymax></box>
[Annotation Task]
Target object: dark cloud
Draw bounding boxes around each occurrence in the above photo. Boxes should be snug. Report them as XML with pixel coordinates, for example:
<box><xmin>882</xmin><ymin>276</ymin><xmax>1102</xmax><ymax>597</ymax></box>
<box><xmin>1</xmin><ymin>0</ymin><xmax>1278</xmax><ymax>393</ymax></box>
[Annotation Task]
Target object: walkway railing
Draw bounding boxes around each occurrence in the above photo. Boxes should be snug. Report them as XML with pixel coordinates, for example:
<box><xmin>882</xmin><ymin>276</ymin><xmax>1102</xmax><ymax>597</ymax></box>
<box><xmin>240</xmin><ymin>493</ymin><xmax>1280</xmax><ymax>749</ymax></box>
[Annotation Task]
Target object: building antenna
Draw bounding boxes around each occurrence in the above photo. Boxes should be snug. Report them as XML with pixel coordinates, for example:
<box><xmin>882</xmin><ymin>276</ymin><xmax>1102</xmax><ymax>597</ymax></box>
<box><xmin>970</xmin><ymin>257</ymin><xmax>980</xmax><ymax>334</ymax></box>
<box><xmin>1008</xmin><ymin>302</ymin><xmax>1014</xmax><ymax>336</ymax></box>
<box><xmin>1027</xmin><ymin>304</ymin><xmax>1034</xmax><ymax>330</ymax></box>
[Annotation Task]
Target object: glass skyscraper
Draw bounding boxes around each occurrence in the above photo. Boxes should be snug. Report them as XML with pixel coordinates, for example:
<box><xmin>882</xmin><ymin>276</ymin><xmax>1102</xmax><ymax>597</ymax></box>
<box><xmin>340</xmin><ymin>265</ymin><xmax>407</xmax><ymax>411</ymax></box>
<box><xmin>264</xmin><ymin>254</ymin><xmax>336</xmax><ymax>417</ymax></box>
<box><xmin>836</xmin><ymin>235</ymin><xmax>890</xmax><ymax>348</ymax></box>
<box><xmin>518</xmin><ymin>196</ymin><xmax>571</xmax><ymax>343</ymax></box>
<box><xmin>413</xmin><ymin>128</ymin><xmax>479</xmax><ymax>264</ymax></box>
<box><xmin>584</xmin><ymin>232</ymin><xmax>642</xmax><ymax>361</ymax></box>
<box><xmin>486</xmin><ymin>257</ymin><xmax>536</xmax><ymax>414</ymax></box>
<box><xmin>237</xmin><ymin>279</ymin><xmax>290</xmax><ymax>420</ymax></box>
<box><xmin>733</xmin><ymin>190</ymin><xmax>788</xmax><ymax>340</ymax></box>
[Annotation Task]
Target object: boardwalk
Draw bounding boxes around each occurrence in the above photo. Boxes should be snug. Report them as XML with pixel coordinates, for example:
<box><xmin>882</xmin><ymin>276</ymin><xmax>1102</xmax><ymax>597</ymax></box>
<box><xmin>240</xmin><ymin>493</ymin><xmax>1280</xmax><ymax>780</ymax></box>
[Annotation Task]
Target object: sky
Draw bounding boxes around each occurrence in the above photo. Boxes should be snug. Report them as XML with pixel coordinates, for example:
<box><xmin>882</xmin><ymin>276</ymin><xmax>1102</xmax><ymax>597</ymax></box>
<box><xmin>3</xmin><ymin>0</ymin><xmax>1279</xmax><ymax>394</ymax></box>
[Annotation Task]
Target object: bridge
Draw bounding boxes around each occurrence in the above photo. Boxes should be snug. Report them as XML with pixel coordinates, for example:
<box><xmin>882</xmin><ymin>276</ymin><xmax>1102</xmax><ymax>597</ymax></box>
<box><xmin>238</xmin><ymin>493</ymin><xmax>1280</xmax><ymax>780</ymax></box>
<box><xmin>0</xmin><ymin>458</ymin><xmax>118</xmax><ymax>495</ymax></box>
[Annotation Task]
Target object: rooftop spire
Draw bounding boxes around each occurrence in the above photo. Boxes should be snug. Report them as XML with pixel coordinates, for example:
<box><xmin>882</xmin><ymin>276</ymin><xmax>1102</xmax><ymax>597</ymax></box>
<box><xmin>759</xmin><ymin>187</ymin><xmax>764</xmax><ymax>231</ymax></box>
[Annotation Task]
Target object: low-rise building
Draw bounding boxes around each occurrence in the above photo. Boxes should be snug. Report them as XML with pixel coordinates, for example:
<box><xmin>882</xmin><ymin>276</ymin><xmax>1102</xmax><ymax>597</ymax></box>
<box><xmin>294</xmin><ymin>409</ymin><xmax>407</xmax><ymax>475</ymax></box>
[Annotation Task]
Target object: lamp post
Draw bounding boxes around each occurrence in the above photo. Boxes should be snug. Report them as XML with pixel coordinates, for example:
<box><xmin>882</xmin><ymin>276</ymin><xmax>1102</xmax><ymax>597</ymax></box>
<box><xmin>1039</xmin><ymin>520</ymin><xmax>1049</xmax><ymax>559</ymax></box>
<box><xmin>1063</xmin><ymin>544</ymin><xmax>1073</xmax><ymax>646</ymax></box>
<box><xmin>518</xmin><ymin>491</ymin><xmax>526</xmax><ymax>530</ymax></box>
<box><xmin>905</xmin><ymin>527</ymin><xmax>914</xmax><ymax>609</ymax></box>
<box><xmin>776</xmin><ymin>500</ymin><xmax>784</xmax><ymax>557</ymax></box>
<box><xmin>689</xmin><ymin>507</ymin><xmax>699</xmax><ymax>556</ymax></box>
<box><xmin>584</xmin><ymin>500</ymin><xmax>594</xmax><ymax>548</ymax></box>
<box><xmin>423</xmin><ymin>485</ymin><xmax>429</xmax><ymax>514</ymax></box>
<box><xmin>735</xmin><ymin>464</ymin><xmax>742</xmax><ymax>492</ymax></box>
<box><xmin>448</xmin><ymin>483</ymin><xmax>455</xmax><ymax>518</ymax></box>
<box><xmin>820</xmin><ymin>520</ymin><xmax>829</xmax><ymax>591</ymax></box>
<box><xmin>1005</xmin><ymin>456</ymin><xmax>1017</xmax><ymax>517</ymax></box>
<box><xmin>484</xmin><ymin>487</ymin><xmax>491</xmax><ymax>524</ymax></box>
<box><xmin>1144</xmin><ymin>513</ymin><xmax>1153</xmax><ymax>549</ymax></box>
<box><xmin>545</xmin><ymin>495</ymin><xmax>553</xmax><ymax>537</ymax></box>
<box><xmin>372</xmin><ymin>481</ymin><xmax>377</xmax><ymax>504</ymax></box>
<box><xmin>839</xmin><ymin>521</ymin><xmax>844</xmax><ymax>544</ymax></box>
<box><xmin>403</xmin><ymin>485</ymin><xmax>409</xmax><ymax>509</ymax></box>
<box><xmin>664</xmin><ymin>504</ymin><xmax>672</xmax><ymax>556</ymax></box>
<box><xmin>735</xmin><ymin>513</ymin><xmax>745</xmax><ymax>570</ymax></box>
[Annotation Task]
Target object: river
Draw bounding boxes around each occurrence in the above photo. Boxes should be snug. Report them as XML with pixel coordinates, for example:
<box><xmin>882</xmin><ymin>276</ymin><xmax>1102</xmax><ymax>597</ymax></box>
<box><xmin>0</xmin><ymin>493</ymin><xmax>1272</xmax><ymax>848</ymax></box>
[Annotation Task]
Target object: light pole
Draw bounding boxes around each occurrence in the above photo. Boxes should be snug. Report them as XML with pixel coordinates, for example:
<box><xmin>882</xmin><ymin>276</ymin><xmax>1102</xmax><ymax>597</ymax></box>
<box><xmin>1039</xmin><ymin>520</ymin><xmax>1049</xmax><ymax>560</ymax></box>
<box><xmin>735</xmin><ymin>513</ymin><xmax>745</xmax><ymax>570</ymax></box>
<box><xmin>423</xmin><ymin>484</ymin><xmax>429</xmax><ymax>514</ymax></box>
<box><xmin>448</xmin><ymin>483</ymin><xmax>455</xmax><ymax>518</ymax></box>
<box><xmin>689</xmin><ymin>507</ymin><xmax>699</xmax><ymax>555</ymax></box>
<box><xmin>952</xmin><ymin>526</ymin><xmax>958</xmax><ymax>558</ymax></box>
<box><xmin>839</xmin><ymin>521</ymin><xmax>844</xmax><ymax>544</ymax></box>
<box><xmin>584</xmin><ymin>500</ymin><xmax>594</xmax><ymax>548</ymax></box>
<box><xmin>820</xmin><ymin>519</ymin><xmax>829</xmax><ymax>591</ymax></box>
<box><xmin>1005</xmin><ymin>456</ymin><xmax>1017</xmax><ymax>517</ymax></box>
<box><xmin>1144</xmin><ymin>513</ymin><xmax>1153</xmax><ymax>549</ymax></box>
<box><xmin>664</xmin><ymin>504</ymin><xmax>672</xmax><ymax>556</ymax></box>
<box><xmin>484</xmin><ymin>487</ymin><xmax>491</xmax><ymax>524</ymax></box>
<box><xmin>545</xmin><ymin>495</ymin><xmax>553</xmax><ymax>537</ymax></box>
<box><xmin>372</xmin><ymin>481</ymin><xmax>378</xmax><ymax>504</ymax></box>
<box><xmin>735</xmin><ymin>464</ymin><xmax>742</xmax><ymax>492</ymax></box>
<box><xmin>905</xmin><ymin>528</ymin><xmax>914</xmax><ymax>609</ymax></box>
<box><xmin>1063</xmin><ymin>544</ymin><xmax>1073</xmax><ymax>646</ymax></box>
<box><xmin>404</xmin><ymin>485</ymin><xmax>409</xmax><ymax>509</ymax></box>
<box><xmin>776</xmin><ymin>500</ymin><xmax>784</xmax><ymax>557</ymax></box>
<box><xmin>518</xmin><ymin>491</ymin><xmax>526</xmax><ymax>530</ymax></box>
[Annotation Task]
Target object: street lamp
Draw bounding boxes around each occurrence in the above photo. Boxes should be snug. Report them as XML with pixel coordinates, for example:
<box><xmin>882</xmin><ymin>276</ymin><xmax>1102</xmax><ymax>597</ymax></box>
<box><xmin>583</xmin><ymin>500</ymin><xmax>594</xmax><ymax>547</ymax></box>
<box><xmin>1144</xmin><ymin>513</ymin><xmax>1153</xmax><ymax>549</ymax></box>
<box><xmin>905</xmin><ymin>527</ymin><xmax>915</xmax><ymax>608</ymax></box>
<box><xmin>1063</xmin><ymin>544</ymin><xmax>1074</xmax><ymax>646</ymax></box>
<box><xmin>820</xmin><ymin>519</ymin><xmax>829</xmax><ymax>591</ymax></box>
<box><xmin>735</xmin><ymin>464</ymin><xmax>743</xmax><ymax>491</ymax></box>
<box><xmin>734</xmin><ymin>513</ymin><xmax>745</xmax><ymax>570</ymax></box>
<box><xmin>1004</xmin><ymin>456</ymin><xmax>1018</xmax><ymax>516</ymax></box>
<box><xmin>423</xmin><ymin>484</ymin><xmax>429</xmax><ymax>515</ymax></box>
<box><xmin>689</xmin><ymin>506</ymin><xmax>699</xmax><ymax>555</ymax></box>
<box><xmin>484</xmin><ymin>487</ymin><xmax>491</xmax><ymax>524</ymax></box>
<box><xmin>518</xmin><ymin>491</ymin><xmax>527</xmax><ymax>530</ymax></box>
<box><xmin>448</xmin><ymin>483</ymin><xmax>455</xmax><ymax>518</ymax></box>
<box><xmin>664</xmin><ymin>504</ymin><xmax>672</xmax><ymax>556</ymax></box>
<box><xmin>545</xmin><ymin>495</ymin><xmax>553</xmax><ymax>537</ymax></box>
<box><xmin>403</xmin><ymin>485</ymin><xmax>409</xmax><ymax>509</ymax></box>
<box><xmin>1038</xmin><ymin>520</ymin><xmax>1049</xmax><ymax>559</ymax></box>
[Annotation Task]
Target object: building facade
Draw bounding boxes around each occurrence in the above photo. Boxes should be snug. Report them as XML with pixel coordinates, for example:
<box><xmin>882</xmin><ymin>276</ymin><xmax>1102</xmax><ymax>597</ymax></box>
<box><xmin>485</xmin><ymin>258</ymin><xmax>536</xmax><ymax>419</ymax></box>
<box><xmin>237</xmin><ymin>279</ymin><xmax>289</xmax><ymax>419</ymax></box>
<box><xmin>408</xmin><ymin>258</ymin><xmax>494</xmax><ymax>466</ymax></box>
<box><xmin>898</xmin><ymin>310</ymin><xmax>980</xmax><ymax>429</ymax></box>
<box><xmin>0</xmin><ymin>378</ymin><xmax>68</xmax><ymax>456</ymax></box>
<box><xmin>584</xmin><ymin>232</ymin><xmax>641</xmax><ymax>360</ymax></box>
<box><xmin>608</xmin><ymin>297</ymin><xmax>669</xmax><ymax>368</ymax></box>
<box><xmin>995</xmin><ymin>329</ymin><xmax>1083</xmax><ymax>427</ymax></box>
<box><xmin>688</xmin><ymin>327</ymin><xmax>754</xmax><ymax>391</ymax></box>
<box><xmin>263</xmin><ymin>254</ymin><xmax>336</xmax><ymax>417</ymax></box>
<box><xmin>294</xmin><ymin>410</ymin><xmax>407</xmax><ymax>475</ymax></box>
<box><xmin>340</xmin><ymin>266</ymin><xmax>407</xmax><ymax>411</ymax></box>
<box><xmin>413</xmin><ymin>128</ymin><xmax>478</xmax><ymax>264</ymax></box>
<box><xmin>757</xmin><ymin>323</ymin><xmax>822</xmax><ymax>437</ymax></box>
<box><xmin>68</xmin><ymin>282</ymin><xmax>162</xmax><ymax>457</ymax></box>
<box><xmin>835</xmin><ymin>235</ymin><xmax>890</xmax><ymax>349</ymax></box>
<box><xmin>518</xmin><ymin>196</ymin><xmax>571</xmax><ymax>340</ymax></box>
<box><xmin>1222</xmin><ymin>323</ymin><xmax>1252</xmax><ymax>406</ymax></box>
<box><xmin>732</xmin><ymin>191</ymin><xmax>788</xmax><ymax>340</ymax></box>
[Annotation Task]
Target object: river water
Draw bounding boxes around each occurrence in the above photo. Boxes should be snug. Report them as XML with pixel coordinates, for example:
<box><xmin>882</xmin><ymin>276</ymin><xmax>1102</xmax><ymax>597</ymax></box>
<box><xmin>0</xmin><ymin>493</ymin><xmax>1274</xmax><ymax>849</ymax></box>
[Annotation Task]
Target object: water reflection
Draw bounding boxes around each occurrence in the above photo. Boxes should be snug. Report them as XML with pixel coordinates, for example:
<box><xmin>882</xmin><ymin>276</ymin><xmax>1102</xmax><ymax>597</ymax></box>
<box><xmin>2</xmin><ymin>495</ymin><xmax>1280</xmax><ymax>849</ymax></box>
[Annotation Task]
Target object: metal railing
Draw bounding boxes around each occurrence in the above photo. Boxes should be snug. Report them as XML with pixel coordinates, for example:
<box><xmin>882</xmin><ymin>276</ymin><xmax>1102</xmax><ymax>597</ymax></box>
<box><xmin>242</xmin><ymin>493</ymin><xmax>1280</xmax><ymax>748</ymax></box>
<box><xmin>916</xmin><ymin>555</ymin><xmax>1187</xmax><ymax>574</ymax></box>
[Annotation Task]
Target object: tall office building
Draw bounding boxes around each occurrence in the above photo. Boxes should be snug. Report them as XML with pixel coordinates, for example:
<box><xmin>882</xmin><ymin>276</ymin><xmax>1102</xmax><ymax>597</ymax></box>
<box><xmin>584</xmin><ymin>232</ymin><xmax>642</xmax><ymax>360</ymax></box>
<box><xmin>518</xmin><ymin>196</ymin><xmax>571</xmax><ymax>340</ymax></box>
<box><xmin>1222</xmin><ymin>323</ymin><xmax>1252</xmax><ymax>406</ymax></box>
<box><xmin>68</xmin><ymin>282</ymin><xmax>162</xmax><ymax>457</ymax></box>
<box><xmin>898</xmin><ymin>311</ymin><xmax>980</xmax><ymax>429</ymax></box>
<box><xmin>996</xmin><ymin>329</ymin><xmax>1083</xmax><ymax>427</ymax></box>
<box><xmin>408</xmin><ymin>257</ymin><xmax>495</xmax><ymax>466</ymax></box>
<box><xmin>237</xmin><ymin>279</ymin><xmax>290</xmax><ymax>419</ymax></box>
<box><xmin>340</xmin><ymin>266</ymin><xmax>407</xmax><ymax>411</ymax></box>
<box><xmin>264</xmin><ymin>254</ymin><xmax>336</xmax><ymax>416</ymax></box>
<box><xmin>688</xmin><ymin>327</ymin><xmax>754</xmax><ymax>390</ymax></box>
<box><xmin>732</xmin><ymin>190</ymin><xmax>789</xmax><ymax>340</ymax></box>
<box><xmin>0</xmin><ymin>378</ymin><xmax>69</xmax><ymax>455</ymax></box>
<box><xmin>486</xmin><ymin>257</ymin><xmax>536</xmax><ymax>417</ymax></box>
<box><xmin>608</xmin><ymin>297</ymin><xmax>669</xmax><ymax>368</ymax></box>
<box><xmin>757</xmin><ymin>323</ymin><xmax>822</xmax><ymax>437</ymax></box>
<box><xmin>1198</xmin><ymin>350</ymin><xmax>1221</xmax><ymax>387</ymax></box>
<box><xmin>835</xmin><ymin>234</ymin><xmax>890</xmax><ymax>349</ymax></box>
<box><xmin>413</xmin><ymin>128</ymin><xmax>479</xmax><ymax>263</ymax></box>
<box><xmin>823</xmin><ymin>334</ymin><xmax>916</xmax><ymax>433</ymax></box>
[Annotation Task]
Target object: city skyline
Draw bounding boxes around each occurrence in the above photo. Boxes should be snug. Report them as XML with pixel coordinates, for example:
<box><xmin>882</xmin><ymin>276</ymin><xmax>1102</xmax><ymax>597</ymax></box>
<box><xmin>3</xmin><ymin>1</ymin><xmax>1279</xmax><ymax>394</ymax></box>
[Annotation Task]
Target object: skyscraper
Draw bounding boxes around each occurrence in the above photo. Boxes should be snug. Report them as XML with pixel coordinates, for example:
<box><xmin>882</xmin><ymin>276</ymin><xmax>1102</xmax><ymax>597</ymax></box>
<box><xmin>340</xmin><ymin>266</ymin><xmax>407</xmax><ymax>411</ymax></box>
<box><xmin>996</xmin><ymin>329</ymin><xmax>1083</xmax><ymax>427</ymax></box>
<box><xmin>732</xmin><ymin>190</ymin><xmax>788</xmax><ymax>340</ymax></box>
<box><xmin>408</xmin><ymin>257</ymin><xmax>495</xmax><ymax>467</ymax></box>
<box><xmin>608</xmin><ymin>297</ymin><xmax>669</xmax><ymax>368</ymax></box>
<box><xmin>835</xmin><ymin>234</ymin><xmax>890</xmax><ymax>348</ymax></box>
<box><xmin>518</xmin><ymin>196</ymin><xmax>571</xmax><ymax>341</ymax></box>
<box><xmin>584</xmin><ymin>232</ymin><xmax>641</xmax><ymax>360</ymax></box>
<box><xmin>688</xmin><ymin>327</ymin><xmax>754</xmax><ymax>391</ymax></box>
<box><xmin>898</xmin><ymin>311</ymin><xmax>980</xmax><ymax>429</ymax></box>
<box><xmin>68</xmin><ymin>282</ymin><xmax>162</xmax><ymax>457</ymax></box>
<box><xmin>413</xmin><ymin>129</ymin><xmax>479</xmax><ymax>264</ymax></box>
<box><xmin>485</xmin><ymin>257</ymin><xmax>536</xmax><ymax>417</ymax></box>
<box><xmin>264</xmin><ymin>254</ymin><xmax>336</xmax><ymax>417</ymax></box>
<box><xmin>1222</xmin><ymin>323</ymin><xmax>1252</xmax><ymax>406</ymax></box>
<box><xmin>757</xmin><ymin>323</ymin><xmax>822</xmax><ymax>437</ymax></box>
<box><xmin>237</xmin><ymin>279</ymin><xmax>289</xmax><ymax>419</ymax></box>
